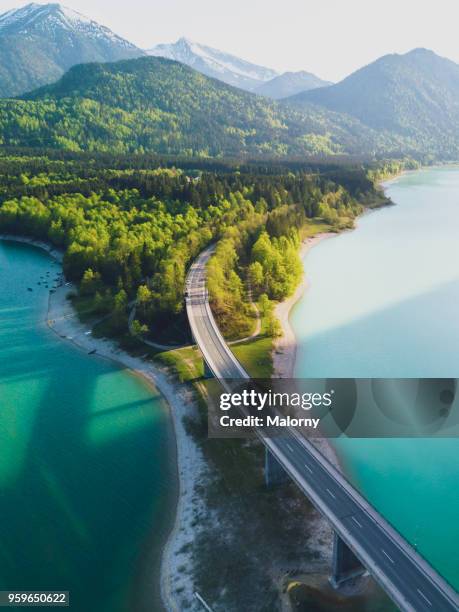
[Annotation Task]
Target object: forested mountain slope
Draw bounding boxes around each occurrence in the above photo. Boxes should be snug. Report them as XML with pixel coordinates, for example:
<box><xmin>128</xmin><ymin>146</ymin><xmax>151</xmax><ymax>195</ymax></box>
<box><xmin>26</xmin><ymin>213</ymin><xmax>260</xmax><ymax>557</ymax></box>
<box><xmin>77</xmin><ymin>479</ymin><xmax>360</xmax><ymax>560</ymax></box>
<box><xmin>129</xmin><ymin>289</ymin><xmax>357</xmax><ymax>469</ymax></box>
<box><xmin>0</xmin><ymin>56</ymin><xmax>404</xmax><ymax>157</ymax></box>
<box><xmin>288</xmin><ymin>49</ymin><xmax>459</xmax><ymax>158</ymax></box>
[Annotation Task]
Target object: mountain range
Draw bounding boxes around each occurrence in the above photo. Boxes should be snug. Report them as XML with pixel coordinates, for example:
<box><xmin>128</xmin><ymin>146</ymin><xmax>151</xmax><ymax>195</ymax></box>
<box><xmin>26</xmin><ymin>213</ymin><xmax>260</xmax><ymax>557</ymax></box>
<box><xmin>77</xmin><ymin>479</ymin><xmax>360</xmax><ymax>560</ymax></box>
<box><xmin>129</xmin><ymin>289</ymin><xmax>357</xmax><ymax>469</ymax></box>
<box><xmin>0</xmin><ymin>3</ymin><xmax>459</xmax><ymax>160</ymax></box>
<box><xmin>147</xmin><ymin>38</ymin><xmax>330</xmax><ymax>98</ymax></box>
<box><xmin>0</xmin><ymin>56</ymin><xmax>395</xmax><ymax>157</ymax></box>
<box><xmin>0</xmin><ymin>48</ymin><xmax>458</xmax><ymax>160</ymax></box>
<box><xmin>0</xmin><ymin>4</ymin><xmax>330</xmax><ymax>100</ymax></box>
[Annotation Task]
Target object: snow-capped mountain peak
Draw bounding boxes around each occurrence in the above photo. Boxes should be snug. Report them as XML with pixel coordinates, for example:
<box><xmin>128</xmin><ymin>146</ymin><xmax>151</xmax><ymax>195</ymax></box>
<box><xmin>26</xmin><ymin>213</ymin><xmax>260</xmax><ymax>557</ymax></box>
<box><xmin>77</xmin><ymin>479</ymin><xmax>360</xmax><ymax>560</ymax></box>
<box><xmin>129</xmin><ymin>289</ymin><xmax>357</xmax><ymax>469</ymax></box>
<box><xmin>148</xmin><ymin>37</ymin><xmax>279</xmax><ymax>92</ymax></box>
<box><xmin>0</xmin><ymin>3</ymin><xmax>84</xmax><ymax>31</ymax></box>
<box><xmin>0</xmin><ymin>3</ymin><xmax>138</xmax><ymax>49</ymax></box>
<box><xmin>0</xmin><ymin>2</ymin><xmax>144</xmax><ymax>97</ymax></box>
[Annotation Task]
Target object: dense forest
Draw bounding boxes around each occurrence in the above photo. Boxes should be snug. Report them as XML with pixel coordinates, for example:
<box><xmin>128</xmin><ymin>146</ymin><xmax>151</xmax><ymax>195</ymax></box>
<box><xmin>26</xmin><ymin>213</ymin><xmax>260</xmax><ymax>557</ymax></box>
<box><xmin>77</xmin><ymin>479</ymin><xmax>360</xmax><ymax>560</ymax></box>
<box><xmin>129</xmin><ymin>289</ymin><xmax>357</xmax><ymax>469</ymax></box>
<box><xmin>0</xmin><ymin>152</ymin><xmax>399</xmax><ymax>340</ymax></box>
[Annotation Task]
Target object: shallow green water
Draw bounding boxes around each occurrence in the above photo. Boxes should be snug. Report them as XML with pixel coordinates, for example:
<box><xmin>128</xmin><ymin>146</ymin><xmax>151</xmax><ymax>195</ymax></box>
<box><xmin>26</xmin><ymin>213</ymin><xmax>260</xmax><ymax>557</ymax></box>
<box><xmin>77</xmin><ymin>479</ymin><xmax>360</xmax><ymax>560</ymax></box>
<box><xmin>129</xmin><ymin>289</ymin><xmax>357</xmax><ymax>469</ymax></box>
<box><xmin>0</xmin><ymin>241</ymin><xmax>173</xmax><ymax>611</ymax></box>
<box><xmin>292</xmin><ymin>167</ymin><xmax>459</xmax><ymax>590</ymax></box>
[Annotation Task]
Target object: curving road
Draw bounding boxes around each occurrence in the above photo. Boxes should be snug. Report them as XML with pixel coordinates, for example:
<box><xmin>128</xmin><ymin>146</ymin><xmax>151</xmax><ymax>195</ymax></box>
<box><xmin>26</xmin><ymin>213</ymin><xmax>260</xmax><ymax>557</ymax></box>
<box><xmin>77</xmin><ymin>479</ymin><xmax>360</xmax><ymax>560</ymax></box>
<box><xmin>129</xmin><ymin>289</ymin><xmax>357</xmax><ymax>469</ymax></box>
<box><xmin>185</xmin><ymin>245</ymin><xmax>459</xmax><ymax>612</ymax></box>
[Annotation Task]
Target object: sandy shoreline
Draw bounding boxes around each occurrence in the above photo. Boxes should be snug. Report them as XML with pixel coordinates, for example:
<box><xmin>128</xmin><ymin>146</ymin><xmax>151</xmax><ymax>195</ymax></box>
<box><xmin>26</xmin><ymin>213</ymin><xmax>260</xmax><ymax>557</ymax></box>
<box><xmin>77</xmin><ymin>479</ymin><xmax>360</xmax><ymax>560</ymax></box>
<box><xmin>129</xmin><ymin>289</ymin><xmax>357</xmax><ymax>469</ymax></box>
<box><xmin>0</xmin><ymin>234</ymin><xmax>204</xmax><ymax>612</ymax></box>
<box><xmin>273</xmin><ymin>232</ymin><xmax>336</xmax><ymax>379</ymax></box>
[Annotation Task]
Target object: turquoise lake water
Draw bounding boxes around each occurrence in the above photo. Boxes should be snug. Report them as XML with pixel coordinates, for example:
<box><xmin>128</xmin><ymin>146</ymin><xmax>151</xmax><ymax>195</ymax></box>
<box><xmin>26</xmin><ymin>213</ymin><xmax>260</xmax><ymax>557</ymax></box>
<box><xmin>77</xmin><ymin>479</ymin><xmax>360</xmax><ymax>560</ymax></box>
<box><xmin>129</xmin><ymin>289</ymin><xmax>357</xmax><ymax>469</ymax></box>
<box><xmin>292</xmin><ymin>167</ymin><xmax>459</xmax><ymax>590</ymax></box>
<box><xmin>0</xmin><ymin>241</ymin><xmax>173</xmax><ymax>611</ymax></box>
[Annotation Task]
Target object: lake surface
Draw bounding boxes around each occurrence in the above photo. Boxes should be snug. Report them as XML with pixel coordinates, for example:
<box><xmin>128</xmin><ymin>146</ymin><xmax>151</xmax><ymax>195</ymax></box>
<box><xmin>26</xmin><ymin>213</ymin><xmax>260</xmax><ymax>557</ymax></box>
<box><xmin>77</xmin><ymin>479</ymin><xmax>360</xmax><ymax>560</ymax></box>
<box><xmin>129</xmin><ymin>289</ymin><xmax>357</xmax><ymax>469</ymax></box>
<box><xmin>0</xmin><ymin>241</ymin><xmax>173</xmax><ymax>611</ymax></box>
<box><xmin>292</xmin><ymin>167</ymin><xmax>459</xmax><ymax>590</ymax></box>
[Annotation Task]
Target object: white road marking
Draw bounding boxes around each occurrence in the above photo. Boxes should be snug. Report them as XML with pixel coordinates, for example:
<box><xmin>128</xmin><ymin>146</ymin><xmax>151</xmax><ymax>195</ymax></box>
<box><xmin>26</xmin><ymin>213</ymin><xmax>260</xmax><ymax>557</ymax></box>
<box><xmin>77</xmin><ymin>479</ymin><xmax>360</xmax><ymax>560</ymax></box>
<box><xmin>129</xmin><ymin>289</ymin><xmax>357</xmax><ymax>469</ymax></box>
<box><xmin>326</xmin><ymin>488</ymin><xmax>336</xmax><ymax>499</ymax></box>
<box><xmin>286</xmin><ymin>444</ymin><xmax>294</xmax><ymax>453</ymax></box>
<box><xmin>304</xmin><ymin>464</ymin><xmax>313</xmax><ymax>473</ymax></box>
<box><xmin>417</xmin><ymin>589</ymin><xmax>432</xmax><ymax>607</ymax></box>
<box><xmin>351</xmin><ymin>516</ymin><xmax>363</xmax><ymax>528</ymax></box>
<box><xmin>381</xmin><ymin>549</ymin><xmax>394</xmax><ymax>564</ymax></box>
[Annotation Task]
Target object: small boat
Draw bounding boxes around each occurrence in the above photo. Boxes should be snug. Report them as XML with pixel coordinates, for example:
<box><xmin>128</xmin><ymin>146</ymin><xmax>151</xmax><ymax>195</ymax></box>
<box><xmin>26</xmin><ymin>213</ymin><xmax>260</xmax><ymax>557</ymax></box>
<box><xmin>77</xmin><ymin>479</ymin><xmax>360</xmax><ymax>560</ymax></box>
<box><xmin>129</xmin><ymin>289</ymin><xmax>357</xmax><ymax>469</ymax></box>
<box><xmin>88</xmin><ymin>349</ymin><xmax>97</xmax><ymax>355</ymax></box>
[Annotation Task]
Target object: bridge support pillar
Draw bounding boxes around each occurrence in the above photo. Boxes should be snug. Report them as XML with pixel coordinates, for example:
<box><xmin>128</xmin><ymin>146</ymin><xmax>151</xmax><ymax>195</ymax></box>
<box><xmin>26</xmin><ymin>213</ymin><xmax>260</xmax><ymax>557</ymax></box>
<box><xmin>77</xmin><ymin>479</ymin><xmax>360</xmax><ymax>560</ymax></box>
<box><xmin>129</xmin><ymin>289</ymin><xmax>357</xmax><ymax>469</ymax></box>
<box><xmin>203</xmin><ymin>359</ymin><xmax>213</xmax><ymax>379</ymax></box>
<box><xmin>264</xmin><ymin>447</ymin><xmax>289</xmax><ymax>487</ymax></box>
<box><xmin>330</xmin><ymin>532</ymin><xmax>366</xmax><ymax>588</ymax></box>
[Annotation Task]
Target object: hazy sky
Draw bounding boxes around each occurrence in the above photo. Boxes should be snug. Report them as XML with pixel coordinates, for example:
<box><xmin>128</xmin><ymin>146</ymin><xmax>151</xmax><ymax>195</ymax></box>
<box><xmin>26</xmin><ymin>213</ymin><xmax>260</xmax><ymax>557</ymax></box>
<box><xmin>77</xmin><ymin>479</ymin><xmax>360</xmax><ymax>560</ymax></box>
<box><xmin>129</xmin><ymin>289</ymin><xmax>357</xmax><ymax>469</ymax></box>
<box><xmin>1</xmin><ymin>0</ymin><xmax>458</xmax><ymax>81</ymax></box>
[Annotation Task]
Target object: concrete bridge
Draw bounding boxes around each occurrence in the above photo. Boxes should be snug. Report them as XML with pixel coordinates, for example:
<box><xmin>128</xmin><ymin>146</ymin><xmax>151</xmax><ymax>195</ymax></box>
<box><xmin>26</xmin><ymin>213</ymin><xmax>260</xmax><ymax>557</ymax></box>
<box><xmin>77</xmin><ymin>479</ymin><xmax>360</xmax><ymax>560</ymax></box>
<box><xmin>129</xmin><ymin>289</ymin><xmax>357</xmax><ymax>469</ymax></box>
<box><xmin>185</xmin><ymin>245</ymin><xmax>459</xmax><ymax>612</ymax></box>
